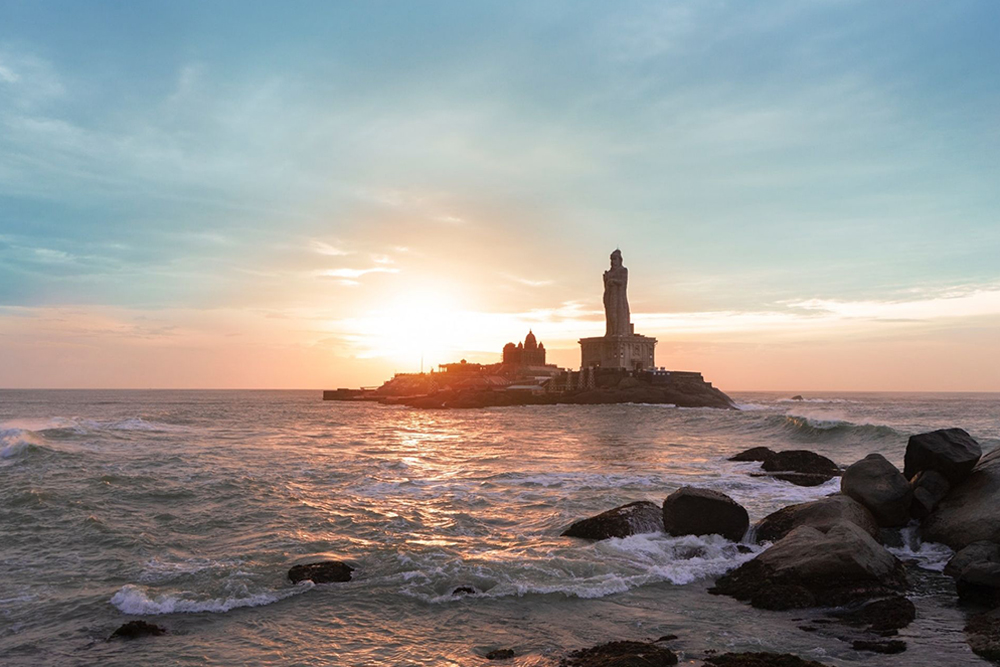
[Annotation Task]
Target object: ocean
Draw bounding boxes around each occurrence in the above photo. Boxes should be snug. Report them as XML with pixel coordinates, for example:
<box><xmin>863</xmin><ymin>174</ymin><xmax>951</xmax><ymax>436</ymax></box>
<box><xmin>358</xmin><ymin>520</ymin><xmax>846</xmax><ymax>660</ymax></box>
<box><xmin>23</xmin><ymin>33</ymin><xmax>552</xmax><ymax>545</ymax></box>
<box><xmin>1</xmin><ymin>390</ymin><xmax>998</xmax><ymax>666</ymax></box>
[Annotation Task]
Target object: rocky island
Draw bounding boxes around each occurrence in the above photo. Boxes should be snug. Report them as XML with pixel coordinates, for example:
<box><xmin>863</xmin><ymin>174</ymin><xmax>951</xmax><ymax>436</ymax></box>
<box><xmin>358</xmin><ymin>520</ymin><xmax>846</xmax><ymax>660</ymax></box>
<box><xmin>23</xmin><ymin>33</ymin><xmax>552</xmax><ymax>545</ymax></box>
<box><xmin>325</xmin><ymin>250</ymin><xmax>735</xmax><ymax>410</ymax></box>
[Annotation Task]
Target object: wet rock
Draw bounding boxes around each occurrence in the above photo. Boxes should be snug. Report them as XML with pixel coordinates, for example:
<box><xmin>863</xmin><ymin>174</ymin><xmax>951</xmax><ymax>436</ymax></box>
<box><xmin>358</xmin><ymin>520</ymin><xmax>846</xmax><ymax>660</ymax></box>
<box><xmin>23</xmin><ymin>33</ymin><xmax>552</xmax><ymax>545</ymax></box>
<box><xmin>753</xmin><ymin>494</ymin><xmax>879</xmax><ymax>544</ymax></box>
<box><xmin>851</xmin><ymin>639</ymin><xmax>906</xmax><ymax>654</ymax></box>
<box><xmin>957</xmin><ymin>562</ymin><xmax>1000</xmax><ymax>606</ymax></box>
<box><xmin>966</xmin><ymin>609</ymin><xmax>1000</xmax><ymax>662</ymax></box>
<box><xmin>729</xmin><ymin>447</ymin><xmax>775</xmax><ymax>463</ymax></box>
<box><xmin>833</xmin><ymin>596</ymin><xmax>916</xmax><ymax>633</ymax></box>
<box><xmin>945</xmin><ymin>541</ymin><xmax>1000</xmax><ymax>579</ymax></box>
<box><xmin>452</xmin><ymin>586</ymin><xmax>477</xmax><ymax>595</ymax></box>
<box><xmin>704</xmin><ymin>653</ymin><xmax>831</xmax><ymax>667</ymax></box>
<box><xmin>654</xmin><ymin>634</ymin><xmax>678</xmax><ymax>642</ymax></box>
<box><xmin>904</xmin><ymin>428</ymin><xmax>982</xmax><ymax>486</ymax></box>
<box><xmin>841</xmin><ymin>454</ymin><xmax>912</xmax><ymax>527</ymax></box>
<box><xmin>791</xmin><ymin>395</ymin><xmax>804</xmax><ymax>401</ymax></box>
<box><xmin>560</xmin><ymin>640</ymin><xmax>677</xmax><ymax>666</ymax></box>
<box><xmin>108</xmin><ymin>620</ymin><xmax>166</xmax><ymax>641</ymax></box>
<box><xmin>562</xmin><ymin>501</ymin><xmax>664</xmax><ymax>540</ymax></box>
<box><xmin>925</xmin><ymin>448</ymin><xmax>1000</xmax><ymax>550</ymax></box>
<box><xmin>909</xmin><ymin>470</ymin><xmax>950</xmax><ymax>520</ymax></box>
<box><xmin>710</xmin><ymin>522</ymin><xmax>907</xmax><ymax>610</ymax></box>
<box><xmin>485</xmin><ymin>648</ymin><xmax>515</xmax><ymax>660</ymax></box>
<box><xmin>287</xmin><ymin>560</ymin><xmax>353</xmax><ymax>584</ymax></box>
<box><xmin>662</xmin><ymin>487</ymin><xmax>749</xmax><ymax>542</ymax></box>
<box><xmin>760</xmin><ymin>450</ymin><xmax>840</xmax><ymax>487</ymax></box>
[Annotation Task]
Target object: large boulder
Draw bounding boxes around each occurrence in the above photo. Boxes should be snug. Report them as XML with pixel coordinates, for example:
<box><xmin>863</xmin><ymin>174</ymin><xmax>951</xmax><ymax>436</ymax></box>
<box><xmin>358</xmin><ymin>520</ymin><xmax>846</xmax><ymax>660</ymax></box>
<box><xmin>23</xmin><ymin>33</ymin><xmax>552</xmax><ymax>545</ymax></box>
<box><xmin>753</xmin><ymin>494</ymin><xmax>879</xmax><ymax>544</ymax></box>
<box><xmin>562</xmin><ymin>501</ymin><xmax>664</xmax><ymax>540</ymax></box>
<box><xmin>904</xmin><ymin>428</ymin><xmax>982</xmax><ymax>485</ymax></box>
<box><xmin>710</xmin><ymin>522</ymin><xmax>908</xmax><ymax>610</ymax></box>
<box><xmin>924</xmin><ymin>448</ymin><xmax>1000</xmax><ymax>550</ymax></box>
<box><xmin>840</xmin><ymin>454</ymin><xmax>912</xmax><ymax>527</ymax></box>
<box><xmin>945</xmin><ymin>541</ymin><xmax>1000</xmax><ymax>578</ymax></box>
<box><xmin>288</xmin><ymin>560</ymin><xmax>353</xmax><ymax>583</ymax></box>
<box><xmin>107</xmin><ymin>620</ymin><xmax>166</xmax><ymax>641</ymax></box>
<box><xmin>662</xmin><ymin>487</ymin><xmax>749</xmax><ymax>542</ymax></box>
<box><xmin>759</xmin><ymin>450</ymin><xmax>840</xmax><ymax>487</ymax></box>
<box><xmin>909</xmin><ymin>470</ymin><xmax>950</xmax><ymax>519</ymax></box>
<box><xmin>957</xmin><ymin>562</ymin><xmax>1000</xmax><ymax>606</ymax></box>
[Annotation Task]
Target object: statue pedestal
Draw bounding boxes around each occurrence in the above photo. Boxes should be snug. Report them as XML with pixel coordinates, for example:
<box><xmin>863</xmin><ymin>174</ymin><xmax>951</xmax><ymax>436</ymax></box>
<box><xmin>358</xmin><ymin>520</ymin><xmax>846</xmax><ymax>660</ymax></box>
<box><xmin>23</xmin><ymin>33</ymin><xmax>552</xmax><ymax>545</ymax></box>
<box><xmin>579</xmin><ymin>334</ymin><xmax>657</xmax><ymax>371</ymax></box>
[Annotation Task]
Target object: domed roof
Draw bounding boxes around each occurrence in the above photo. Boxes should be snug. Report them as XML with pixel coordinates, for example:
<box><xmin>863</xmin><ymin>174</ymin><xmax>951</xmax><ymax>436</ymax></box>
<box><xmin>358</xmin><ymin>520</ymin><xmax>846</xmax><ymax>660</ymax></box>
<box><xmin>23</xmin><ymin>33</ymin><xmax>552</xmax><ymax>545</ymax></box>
<box><xmin>524</xmin><ymin>330</ymin><xmax>537</xmax><ymax>348</ymax></box>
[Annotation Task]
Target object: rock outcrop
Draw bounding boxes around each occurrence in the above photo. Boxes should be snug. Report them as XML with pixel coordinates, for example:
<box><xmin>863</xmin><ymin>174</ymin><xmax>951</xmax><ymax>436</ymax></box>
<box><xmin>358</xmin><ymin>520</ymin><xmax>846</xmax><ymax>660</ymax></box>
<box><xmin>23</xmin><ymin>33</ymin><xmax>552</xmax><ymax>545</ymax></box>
<box><xmin>904</xmin><ymin>428</ymin><xmax>982</xmax><ymax>485</ymax></box>
<box><xmin>924</xmin><ymin>448</ymin><xmax>1000</xmax><ymax>550</ymax></box>
<box><xmin>945</xmin><ymin>541</ymin><xmax>1000</xmax><ymax>579</ymax></box>
<box><xmin>704</xmin><ymin>653</ymin><xmax>831</xmax><ymax>667</ymax></box>
<box><xmin>832</xmin><ymin>595</ymin><xmax>916</xmax><ymax>634</ymax></box>
<box><xmin>840</xmin><ymin>454</ymin><xmax>912</xmax><ymax>527</ymax></box>
<box><xmin>729</xmin><ymin>447</ymin><xmax>775</xmax><ymax>462</ymax></box>
<box><xmin>710</xmin><ymin>522</ymin><xmax>907</xmax><ymax>610</ymax></box>
<box><xmin>662</xmin><ymin>487</ymin><xmax>749</xmax><ymax>542</ymax></box>
<box><xmin>288</xmin><ymin>560</ymin><xmax>353</xmax><ymax>584</ymax></box>
<box><xmin>107</xmin><ymin>620</ymin><xmax>166</xmax><ymax>641</ymax></box>
<box><xmin>562</xmin><ymin>501</ymin><xmax>664</xmax><ymax>540</ymax></box>
<box><xmin>966</xmin><ymin>609</ymin><xmax>1000</xmax><ymax>663</ymax></box>
<box><xmin>758</xmin><ymin>450</ymin><xmax>840</xmax><ymax>487</ymax></box>
<box><xmin>909</xmin><ymin>470</ymin><xmax>950</xmax><ymax>519</ymax></box>
<box><xmin>753</xmin><ymin>494</ymin><xmax>879</xmax><ymax>544</ymax></box>
<box><xmin>560</xmin><ymin>640</ymin><xmax>677</xmax><ymax>666</ymax></box>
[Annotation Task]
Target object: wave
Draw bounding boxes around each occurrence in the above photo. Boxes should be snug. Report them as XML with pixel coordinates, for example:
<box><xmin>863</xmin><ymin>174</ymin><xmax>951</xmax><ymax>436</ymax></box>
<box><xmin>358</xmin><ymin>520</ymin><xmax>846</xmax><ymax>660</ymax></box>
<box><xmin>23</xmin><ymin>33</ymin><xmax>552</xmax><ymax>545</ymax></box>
<box><xmin>888</xmin><ymin>525</ymin><xmax>953</xmax><ymax>572</ymax></box>
<box><xmin>775</xmin><ymin>412</ymin><xmax>900</xmax><ymax>440</ymax></box>
<box><xmin>776</xmin><ymin>398</ymin><xmax>858</xmax><ymax>404</ymax></box>
<box><xmin>400</xmin><ymin>533</ymin><xmax>761</xmax><ymax>603</ymax></box>
<box><xmin>109</xmin><ymin>581</ymin><xmax>314</xmax><ymax>615</ymax></box>
<box><xmin>2</xmin><ymin>416</ymin><xmax>187</xmax><ymax>436</ymax></box>
<box><xmin>0</xmin><ymin>427</ymin><xmax>51</xmax><ymax>460</ymax></box>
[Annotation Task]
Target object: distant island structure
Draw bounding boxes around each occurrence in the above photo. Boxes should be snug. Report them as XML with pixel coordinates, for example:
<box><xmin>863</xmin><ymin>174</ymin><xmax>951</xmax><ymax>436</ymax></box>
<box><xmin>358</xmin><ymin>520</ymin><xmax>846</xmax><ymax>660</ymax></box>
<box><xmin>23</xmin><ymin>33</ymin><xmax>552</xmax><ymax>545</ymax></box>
<box><xmin>580</xmin><ymin>249</ymin><xmax>657</xmax><ymax>371</ymax></box>
<box><xmin>324</xmin><ymin>249</ymin><xmax>734</xmax><ymax>409</ymax></box>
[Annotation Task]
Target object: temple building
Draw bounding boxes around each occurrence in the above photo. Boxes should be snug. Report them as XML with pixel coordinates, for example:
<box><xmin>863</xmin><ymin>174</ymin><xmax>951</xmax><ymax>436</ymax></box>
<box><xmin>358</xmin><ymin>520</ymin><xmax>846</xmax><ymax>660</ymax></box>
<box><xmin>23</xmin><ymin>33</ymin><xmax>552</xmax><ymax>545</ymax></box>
<box><xmin>579</xmin><ymin>249</ymin><xmax>657</xmax><ymax>371</ymax></box>
<box><xmin>502</xmin><ymin>330</ymin><xmax>546</xmax><ymax>367</ymax></box>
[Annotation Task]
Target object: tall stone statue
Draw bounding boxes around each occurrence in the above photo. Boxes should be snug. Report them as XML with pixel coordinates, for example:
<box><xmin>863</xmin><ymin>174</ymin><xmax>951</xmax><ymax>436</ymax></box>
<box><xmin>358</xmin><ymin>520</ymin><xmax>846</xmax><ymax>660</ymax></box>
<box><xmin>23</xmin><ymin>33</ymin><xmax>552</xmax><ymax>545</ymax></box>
<box><xmin>603</xmin><ymin>249</ymin><xmax>631</xmax><ymax>336</ymax></box>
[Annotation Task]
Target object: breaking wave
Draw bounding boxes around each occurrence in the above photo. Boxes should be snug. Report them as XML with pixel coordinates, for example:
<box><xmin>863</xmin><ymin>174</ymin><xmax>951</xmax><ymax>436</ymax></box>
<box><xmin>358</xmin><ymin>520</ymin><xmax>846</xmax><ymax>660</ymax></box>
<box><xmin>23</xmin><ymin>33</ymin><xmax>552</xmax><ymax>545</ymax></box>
<box><xmin>110</xmin><ymin>581</ymin><xmax>314</xmax><ymax>615</ymax></box>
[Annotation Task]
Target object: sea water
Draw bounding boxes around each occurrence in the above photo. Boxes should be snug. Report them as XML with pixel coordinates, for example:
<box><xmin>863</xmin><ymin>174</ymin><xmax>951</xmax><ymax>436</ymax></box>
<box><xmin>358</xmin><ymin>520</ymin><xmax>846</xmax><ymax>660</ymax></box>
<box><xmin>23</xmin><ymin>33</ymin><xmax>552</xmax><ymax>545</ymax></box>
<box><xmin>1</xmin><ymin>390</ymin><xmax>998</xmax><ymax>665</ymax></box>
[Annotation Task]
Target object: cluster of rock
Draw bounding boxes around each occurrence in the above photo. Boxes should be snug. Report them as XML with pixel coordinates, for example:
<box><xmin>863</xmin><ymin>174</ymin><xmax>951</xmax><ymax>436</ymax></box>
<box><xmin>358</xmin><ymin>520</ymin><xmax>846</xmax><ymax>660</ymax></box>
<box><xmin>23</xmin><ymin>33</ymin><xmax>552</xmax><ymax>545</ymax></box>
<box><xmin>560</xmin><ymin>427</ymin><xmax>998</xmax><ymax>661</ymax></box>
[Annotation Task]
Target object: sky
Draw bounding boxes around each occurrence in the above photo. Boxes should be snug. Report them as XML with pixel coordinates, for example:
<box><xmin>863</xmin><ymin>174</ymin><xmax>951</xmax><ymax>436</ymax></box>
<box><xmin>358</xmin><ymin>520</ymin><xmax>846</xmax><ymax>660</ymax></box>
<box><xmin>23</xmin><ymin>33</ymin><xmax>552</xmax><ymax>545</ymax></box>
<box><xmin>1</xmin><ymin>0</ymin><xmax>999</xmax><ymax>391</ymax></box>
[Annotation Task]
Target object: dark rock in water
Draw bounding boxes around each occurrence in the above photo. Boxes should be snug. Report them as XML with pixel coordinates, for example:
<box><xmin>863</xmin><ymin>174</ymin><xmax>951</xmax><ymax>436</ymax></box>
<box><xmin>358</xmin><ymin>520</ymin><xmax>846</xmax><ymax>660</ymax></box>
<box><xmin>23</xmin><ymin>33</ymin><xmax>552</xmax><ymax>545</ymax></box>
<box><xmin>904</xmin><ymin>428</ymin><xmax>982</xmax><ymax>486</ymax></box>
<box><xmin>957</xmin><ymin>562</ymin><xmax>1000</xmax><ymax>606</ymax></box>
<box><xmin>945</xmin><ymin>541</ymin><xmax>1000</xmax><ymax>579</ymax></box>
<box><xmin>833</xmin><ymin>596</ymin><xmax>916</xmax><ymax>633</ymax></box>
<box><xmin>841</xmin><ymin>454</ymin><xmax>912</xmax><ymax>527</ymax></box>
<box><xmin>452</xmin><ymin>586</ymin><xmax>476</xmax><ymax>595</ymax></box>
<box><xmin>485</xmin><ymin>648</ymin><xmax>515</xmax><ymax>660</ymax></box>
<box><xmin>288</xmin><ymin>560</ymin><xmax>353</xmax><ymax>584</ymax></box>
<box><xmin>760</xmin><ymin>450</ymin><xmax>840</xmax><ymax>487</ymax></box>
<box><xmin>851</xmin><ymin>639</ymin><xmax>906</xmax><ymax>654</ymax></box>
<box><xmin>791</xmin><ymin>395</ymin><xmax>804</xmax><ymax>401</ymax></box>
<box><xmin>108</xmin><ymin>620</ymin><xmax>166</xmax><ymax>641</ymax></box>
<box><xmin>753</xmin><ymin>494</ymin><xmax>879</xmax><ymax>544</ymax></box>
<box><xmin>729</xmin><ymin>447</ymin><xmax>775</xmax><ymax>463</ymax></box>
<box><xmin>966</xmin><ymin>609</ymin><xmax>1000</xmax><ymax>662</ymax></box>
<box><xmin>662</xmin><ymin>487</ymin><xmax>749</xmax><ymax>542</ymax></box>
<box><xmin>704</xmin><ymin>653</ymin><xmax>831</xmax><ymax>667</ymax></box>
<box><xmin>710</xmin><ymin>522</ymin><xmax>907</xmax><ymax>610</ymax></box>
<box><xmin>909</xmin><ymin>470</ymin><xmax>950</xmax><ymax>519</ymax></box>
<box><xmin>654</xmin><ymin>634</ymin><xmax>678</xmax><ymax>642</ymax></box>
<box><xmin>560</xmin><ymin>640</ymin><xmax>677</xmax><ymax>666</ymax></box>
<box><xmin>924</xmin><ymin>448</ymin><xmax>1000</xmax><ymax>550</ymax></box>
<box><xmin>562</xmin><ymin>501</ymin><xmax>664</xmax><ymax>540</ymax></box>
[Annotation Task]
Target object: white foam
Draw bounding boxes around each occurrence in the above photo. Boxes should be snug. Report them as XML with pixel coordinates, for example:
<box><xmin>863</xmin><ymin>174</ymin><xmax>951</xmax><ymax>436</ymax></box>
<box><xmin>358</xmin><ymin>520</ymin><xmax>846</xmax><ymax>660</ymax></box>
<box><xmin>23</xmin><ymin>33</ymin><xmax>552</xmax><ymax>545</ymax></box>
<box><xmin>888</xmin><ymin>525</ymin><xmax>954</xmax><ymax>572</ymax></box>
<box><xmin>109</xmin><ymin>581</ymin><xmax>314</xmax><ymax>615</ymax></box>
<box><xmin>0</xmin><ymin>428</ymin><xmax>44</xmax><ymax>459</ymax></box>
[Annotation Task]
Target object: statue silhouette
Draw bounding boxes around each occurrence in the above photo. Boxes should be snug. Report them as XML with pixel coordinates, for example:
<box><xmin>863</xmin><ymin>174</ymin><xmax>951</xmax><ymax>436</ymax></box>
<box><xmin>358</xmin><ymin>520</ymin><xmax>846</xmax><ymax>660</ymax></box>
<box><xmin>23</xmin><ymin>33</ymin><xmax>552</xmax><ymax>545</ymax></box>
<box><xmin>603</xmin><ymin>249</ymin><xmax>631</xmax><ymax>336</ymax></box>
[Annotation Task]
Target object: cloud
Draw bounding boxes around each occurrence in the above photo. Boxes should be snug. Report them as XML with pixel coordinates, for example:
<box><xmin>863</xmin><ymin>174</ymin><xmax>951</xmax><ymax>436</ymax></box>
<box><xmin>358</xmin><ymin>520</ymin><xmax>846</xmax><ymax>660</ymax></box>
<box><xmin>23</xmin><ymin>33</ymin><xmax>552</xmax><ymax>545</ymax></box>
<box><xmin>311</xmin><ymin>240</ymin><xmax>351</xmax><ymax>256</ymax></box>
<box><xmin>316</xmin><ymin>267</ymin><xmax>399</xmax><ymax>279</ymax></box>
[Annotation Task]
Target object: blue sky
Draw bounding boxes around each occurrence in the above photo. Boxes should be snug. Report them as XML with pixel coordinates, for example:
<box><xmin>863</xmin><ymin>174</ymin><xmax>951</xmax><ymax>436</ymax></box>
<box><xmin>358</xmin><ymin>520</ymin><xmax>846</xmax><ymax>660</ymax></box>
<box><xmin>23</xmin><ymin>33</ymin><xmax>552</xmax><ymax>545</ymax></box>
<box><xmin>1</xmin><ymin>1</ymin><xmax>999</xmax><ymax>389</ymax></box>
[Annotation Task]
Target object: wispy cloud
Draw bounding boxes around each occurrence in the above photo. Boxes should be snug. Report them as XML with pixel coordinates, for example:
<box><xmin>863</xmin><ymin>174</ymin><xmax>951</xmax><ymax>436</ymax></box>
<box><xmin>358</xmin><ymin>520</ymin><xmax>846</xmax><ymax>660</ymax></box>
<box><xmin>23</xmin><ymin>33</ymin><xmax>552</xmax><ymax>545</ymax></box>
<box><xmin>316</xmin><ymin>267</ymin><xmax>399</xmax><ymax>279</ymax></box>
<box><xmin>310</xmin><ymin>240</ymin><xmax>351</xmax><ymax>256</ymax></box>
